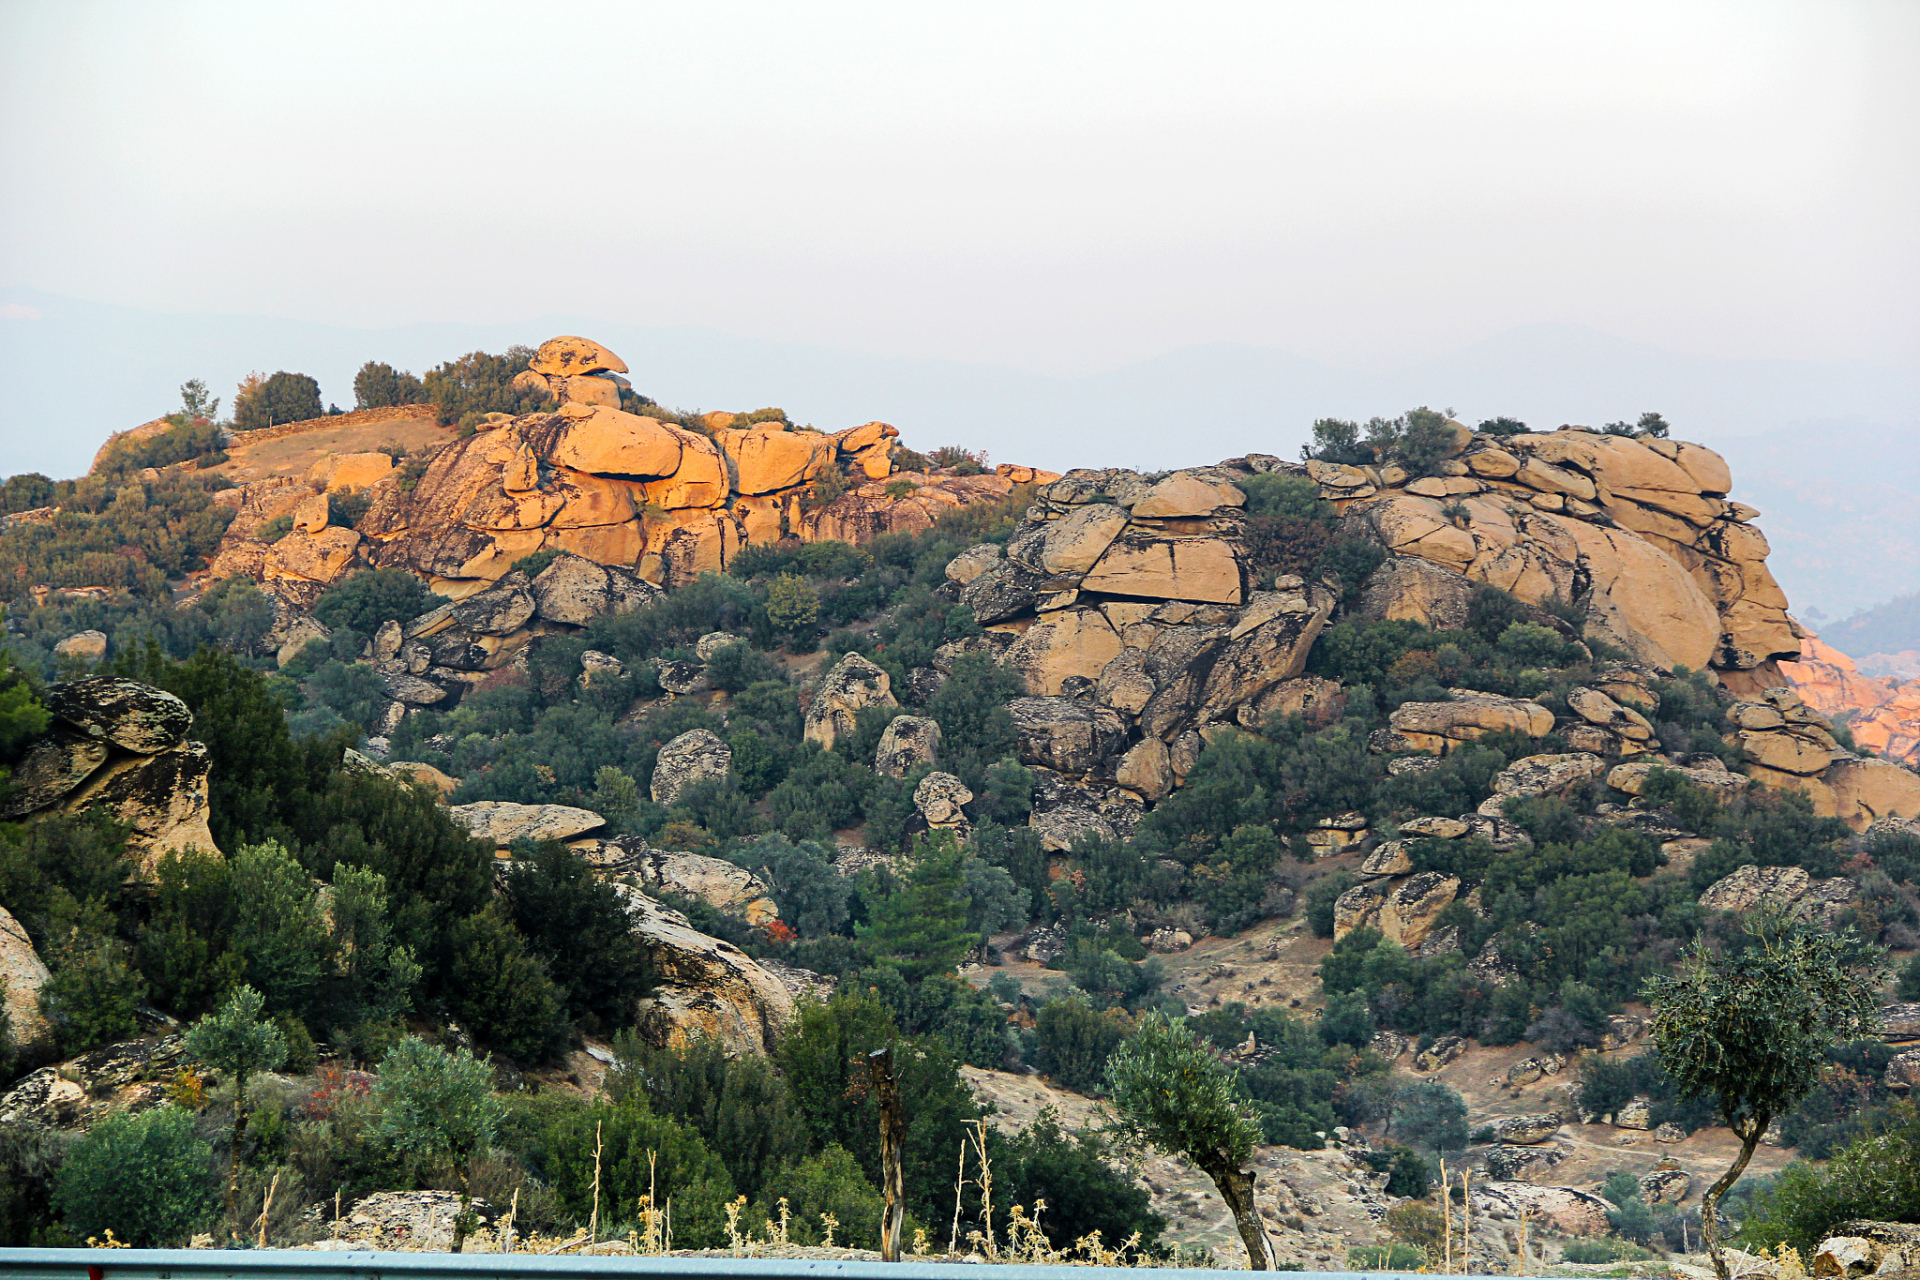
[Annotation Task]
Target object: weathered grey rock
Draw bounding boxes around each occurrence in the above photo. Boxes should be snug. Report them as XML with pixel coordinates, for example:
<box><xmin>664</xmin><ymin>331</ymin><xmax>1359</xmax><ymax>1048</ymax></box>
<box><xmin>0</xmin><ymin>1033</ymin><xmax>187</xmax><ymax>1129</ymax></box>
<box><xmin>1880</xmin><ymin>1004</ymin><xmax>1920</xmax><ymax>1043</ymax></box>
<box><xmin>615</xmin><ymin>886</ymin><xmax>795</xmax><ymax>1056</ymax></box>
<box><xmin>1005</xmin><ymin>696</ymin><xmax>1127</xmax><ymax>775</ymax></box>
<box><xmin>1472</xmin><ymin>1182</ymin><xmax>1610</xmax><ymax>1235</ymax></box>
<box><xmin>1480</xmin><ymin>752</ymin><xmax>1607</xmax><ymax>811</ymax></box>
<box><xmin>943</xmin><ymin>542</ymin><xmax>1002</xmax><ymax>586</ymax></box>
<box><xmin>530</xmin><ymin>552</ymin><xmax>662</xmax><ymax>625</ymax></box>
<box><xmin>1005</xmin><ymin>501</ymin><xmax>1131</xmax><ymax>576</ymax></box>
<box><xmin>1614</xmin><ymin>1097</ymin><xmax>1653</xmax><ymax>1129</ymax></box>
<box><xmin>1191</xmin><ymin>586</ymin><xmax>1335</xmax><ymax>723</ymax></box>
<box><xmin>1144</xmin><ymin>927</ymin><xmax>1193</xmax><ymax>953</ymax></box>
<box><xmin>804</xmin><ymin>653</ymin><xmax>897</xmax><ymax>750</ymax></box>
<box><xmin>0</xmin><ymin>728</ymin><xmax>109</xmax><ymax>817</ymax></box>
<box><xmin>447</xmin><ymin>801</ymin><xmax>605</xmax><ymax>847</ymax></box>
<box><xmin>1413</xmin><ymin>1034</ymin><xmax>1466</xmax><ymax>1072</ymax></box>
<box><xmin>0</xmin><ymin>903</ymin><xmax>51</xmax><ymax>1049</ymax></box>
<box><xmin>874</xmin><ymin>715</ymin><xmax>941</xmax><ymax>778</ymax></box>
<box><xmin>1353</xmin><ymin>556</ymin><xmax>1477</xmax><ymax>630</ymax></box>
<box><xmin>43</xmin><ymin>678</ymin><xmax>192</xmax><ymax>754</ymax></box>
<box><xmin>1484</xmin><ymin>1145</ymin><xmax>1567</xmax><ymax>1182</ymax></box>
<box><xmin>1813</xmin><ymin>1222</ymin><xmax>1920</xmax><ymax>1277</ymax></box>
<box><xmin>1886</xmin><ymin>1049</ymin><xmax>1920</xmax><ymax>1092</ymax></box>
<box><xmin>1359</xmin><ymin>840</ymin><xmax>1413</xmax><ymax>877</ymax></box>
<box><xmin>958</xmin><ymin>559</ymin><xmax>1049</xmax><ymax>625</ymax></box>
<box><xmin>1095</xmin><ymin>648</ymin><xmax>1157</xmax><ymax>717</ymax></box>
<box><xmin>1494</xmin><ymin>1114</ymin><xmax>1561</xmax><ymax>1145</ymax></box>
<box><xmin>579</xmin><ymin>649</ymin><xmax>625</xmax><ymax>684</ymax></box>
<box><xmin>1607</xmin><ymin>759</ymin><xmax>1751</xmax><ymax>800</ymax></box>
<box><xmin>1640</xmin><ymin>1168</ymin><xmax>1692</xmax><ymax>1205</ymax></box>
<box><xmin>382</xmin><ymin>671</ymin><xmax>450</xmax><ymax>706</ymax></box>
<box><xmin>53</xmin><ymin>630</ymin><xmax>108</xmax><ymax>665</ymax></box>
<box><xmin>655</xmin><ymin>659</ymin><xmax>708</xmax><ymax>695</ymax></box>
<box><xmin>634</xmin><ymin>847</ymin><xmax>776</xmax><ymax>925</ymax></box>
<box><xmin>695</xmin><ymin>631</ymin><xmax>741</xmax><ymax>661</ymax></box>
<box><xmin>372</xmin><ymin>617</ymin><xmax>403</xmax><ymax>662</ymax></box>
<box><xmin>650</xmin><ymin>728</ymin><xmax>732</xmax><ymax>805</ymax></box>
<box><xmin>1401</xmin><ymin>816</ymin><xmax>1471</xmax><ymax>839</ymax></box>
<box><xmin>449</xmin><ymin>581</ymin><xmax>536</xmax><ymax>636</ymax></box>
<box><xmin>328</xmin><ymin>1191</ymin><xmax>503</xmax><ymax>1251</ymax></box>
<box><xmin>1566</xmin><ymin>686</ymin><xmax>1657</xmax><ymax>742</ymax></box>
<box><xmin>1235</xmin><ymin>675</ymin><xmax>1346</xmax><ymax>731</ymax></box>
<box><xmin>275</xmin><ymin>615</ymin><xmax>331</xmax><ymax>668</ymax></box>
<box><xmin>1699</xmin><ymin>863</ymin><xmax>1859</xmax><ymax>926</ymax></box>
<box><xmin>914</xmin><ymin>772</ymin><xmax>973</xmax><ymax>828</ymax></box>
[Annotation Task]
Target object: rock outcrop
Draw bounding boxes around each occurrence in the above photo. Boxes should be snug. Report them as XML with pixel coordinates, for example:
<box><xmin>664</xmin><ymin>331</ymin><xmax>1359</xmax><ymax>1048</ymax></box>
<box><xmin>615</xmin><ymin>887</ymin><xmax>795</xmax><ymax>1056</ymax></box>
<box><xmin>650</xmin><ymin>729</ymin><xmax>732</xmax><ymax>805</ymax></box>
<box><xmin>1785</xmin><ymin>634</ymin><xmax>1920</xmax><ymax>767</ymax></box>
<box><xmin>446</xmin><ymin>801</ymin><xmax>605</xmax><ymax>851</ymax></box>
<box><xmin>0</xmin><ymin>904</ymin><xmax>50</xmax><ymax>1051</ymax></box>
<box><xmin>1312</xmin><ymin>426</ymin><xmax>1794</xmax><ymax>678</ymax></box>
<box><xmin>0</xmin><ymin>678</ymin><xmax>220</xmax><ymax>873</ymax></box>
<box><xmin>804</xmin><ymin>653</ymin><xmax>897</xmax><ymax>750</ymax></box>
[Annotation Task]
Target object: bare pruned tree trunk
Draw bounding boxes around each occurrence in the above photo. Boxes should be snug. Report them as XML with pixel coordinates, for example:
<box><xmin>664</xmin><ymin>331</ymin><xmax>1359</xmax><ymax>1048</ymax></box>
<box><xmin>1702</xmin><ymin>1114</ymin><xmax>1766</xmax><ymax>1280</ymax></box>
<box><xmin>868</xmin><ymin>1047</ymin><xmax>906</xmax><ymax>1262</ymax></box>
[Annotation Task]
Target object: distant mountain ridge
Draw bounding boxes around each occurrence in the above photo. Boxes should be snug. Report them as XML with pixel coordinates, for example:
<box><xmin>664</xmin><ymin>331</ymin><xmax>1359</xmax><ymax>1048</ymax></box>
<box><xmin>5</xmin><ymin>285</ymin><xmax>1916</xmax><ymax>617</ymax></box>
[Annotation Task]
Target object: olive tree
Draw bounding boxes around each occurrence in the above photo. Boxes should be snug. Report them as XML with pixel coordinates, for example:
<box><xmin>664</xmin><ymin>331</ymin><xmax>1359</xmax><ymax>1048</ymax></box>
<box><xmin>1645</xmin><ymin>914</ymin><xmax>1882</xmax><ymax>1280</ymax></box>
<box><xmin>182</xmin><ymin>983</ymin><xmax>286</xmax><ymax>1224</ymax></box>
<box><xmin>1104</xmin><ymin>1011</ymin><xmax>1275</xmax><ymax>1269</ymax></box>
<box><xmin>373</xmin><ymin>1036</ymin><xmax>504</xmax><ymax>1253</ymax></box>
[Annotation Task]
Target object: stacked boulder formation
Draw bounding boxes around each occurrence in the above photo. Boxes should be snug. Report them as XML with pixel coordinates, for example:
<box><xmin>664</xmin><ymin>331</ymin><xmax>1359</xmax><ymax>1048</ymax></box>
<box><xmin>0</xmin><ymin>677</ymin><xmax>218</xmax><ymax>874</ymax></box>
<box><xmin>201</xmin><ymin>334</ymin><xmax>1056</xmax><ymax>611</ymax></box>
<box><xmin>926</xmin><ymin>421</ymin><xmax>1920</xmax><ymax>859</ymax></box>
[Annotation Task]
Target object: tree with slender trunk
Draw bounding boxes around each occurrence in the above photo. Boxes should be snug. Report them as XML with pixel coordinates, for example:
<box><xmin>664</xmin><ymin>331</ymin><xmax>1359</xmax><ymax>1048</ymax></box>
<box><xmin>1104</xmin><ymin>1011</ymin><xmax>1276</xmax><ymax>1269</ymax></box>
<box><xmin>1645</xmin><ymin>911</ymin><xmax>1881</xmax><ymax>1280</ymax></box>
<box><xmin>182</xmin><ymin>983</ymin><xmax>286</xmax><ymax>1236</ymax></box>
<box><xmin>372</xmin><ymin>1036</ymin><xmax>504</xmax><ymax>1253</ymax></box>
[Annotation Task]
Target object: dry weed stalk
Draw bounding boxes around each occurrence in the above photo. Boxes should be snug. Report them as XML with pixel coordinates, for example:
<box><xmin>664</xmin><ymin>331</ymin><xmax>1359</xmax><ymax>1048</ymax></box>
<box><xmin>255</xmin><ymin>1170</ymin><xmax>280</xmax><ymax>1248</ymax></box>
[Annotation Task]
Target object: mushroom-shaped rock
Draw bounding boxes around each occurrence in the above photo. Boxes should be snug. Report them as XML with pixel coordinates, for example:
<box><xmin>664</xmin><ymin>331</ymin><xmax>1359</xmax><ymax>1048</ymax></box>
<box><xmin>44</xmin><ymin>678</ymin><xmax>193</xmax><ymax>754</ymax></box>
<box><xmin>530</xmin><ymin>335</ymin><xmax>629</xmax><ymax>378</ymax></box>
<box><xmin>614</xmin><ymin>886</ymin><xmax>794</xmax><ymax>1056</ymax></box>
<box><xmin>52</xmin><ymin>630</ymin><xmax>108</xmax><ymax>666</ymax></box>
<box><xmin>914</xmin><ymin>772</ymin><xmax>974</xmax><ymax>828</ymax></box>
<box><xmin>447</xmin><ymin>801</ymin><xmax>606</xmax><ymax>848</ymax></box>
<box><xmin>292</xmin><ymin>491</ymin><xmax>330</xmax><ymax>534</ymax></box>
<box><xmin>874</xmin><ymin>715</ymin><xmax>941</xmax><ymax>779</ymax></box>
<box><xmin>651</xmin><ymin>729</ymin><xmax>733</xmax><ymax>805</ymax></box>
<box><xmin>0</xmin><ymin>904</ymin><xmax>51</xmax><ymax>1050</ymax></box>
<box><xmin>804</xmin><ymin>653</ymin><xmax>897</xmax><ymax>750</ymax></box>
<box><xmin>531</xmin><ymin>553</ymin><xmax>663</xmax><ymax>626</ymax></box>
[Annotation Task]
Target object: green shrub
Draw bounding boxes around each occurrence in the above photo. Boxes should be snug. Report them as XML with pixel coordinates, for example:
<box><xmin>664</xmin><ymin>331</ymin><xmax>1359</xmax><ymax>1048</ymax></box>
<box><xmin>1033</xmin><ymin>993</ymin><xmax>1131</xmax><ymax>1093</ymax></box>
<box><xmin>53</xmin><ymin>1106</ymin><xmax>217</xmax><ymax>1245</ymax></box>
<box><xmin>312</xmin><ymin>568</ymin><xmax>435</xmax><ymax>635</ymax></box>
<box><xmin>501</xmin><ymin>843</ymin><xmax>650</xmax><ymax>1029</ymax></box>
<box><xmin>233</xmin><ymin>371</ymin><xmax>323</xmax><ymax>430</ymax></box>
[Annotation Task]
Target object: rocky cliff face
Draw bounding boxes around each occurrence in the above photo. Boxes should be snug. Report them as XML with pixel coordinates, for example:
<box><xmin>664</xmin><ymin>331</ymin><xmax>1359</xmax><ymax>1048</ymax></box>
<box><xmin>1783</xmin><ymin>633</ymin><xmax>1920</xmax><ymax>769</ymax></box>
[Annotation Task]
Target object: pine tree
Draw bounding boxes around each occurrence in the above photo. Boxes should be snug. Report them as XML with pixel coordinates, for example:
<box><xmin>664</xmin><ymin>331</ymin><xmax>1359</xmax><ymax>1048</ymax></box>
<box><xmin>857</xmin><ymin>830</ymin><xmax>976</xmax><ymax>982</ymax></box>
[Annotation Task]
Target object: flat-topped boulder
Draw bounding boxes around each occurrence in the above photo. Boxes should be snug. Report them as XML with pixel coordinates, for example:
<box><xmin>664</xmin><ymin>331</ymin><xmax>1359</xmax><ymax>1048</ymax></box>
<box><xmin>447</xmin><ymin>801</ymin><xmax>605</xmax><ymax>848</ymax></box>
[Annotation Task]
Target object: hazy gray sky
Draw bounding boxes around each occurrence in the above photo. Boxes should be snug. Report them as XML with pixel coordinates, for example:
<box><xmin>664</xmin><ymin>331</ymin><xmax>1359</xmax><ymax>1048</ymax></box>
<box><xmin>3</xmin><ymin>0</ymin><xmax>1915</xmax><ymax>375</ymax></box>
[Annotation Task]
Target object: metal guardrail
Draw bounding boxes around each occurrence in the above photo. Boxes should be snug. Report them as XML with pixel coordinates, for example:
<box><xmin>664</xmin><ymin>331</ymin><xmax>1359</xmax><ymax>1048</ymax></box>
<box><xmin>0</xmin><ymin>1251</ymin><xmax>1468</xmax><ymax>1280</ymax></box>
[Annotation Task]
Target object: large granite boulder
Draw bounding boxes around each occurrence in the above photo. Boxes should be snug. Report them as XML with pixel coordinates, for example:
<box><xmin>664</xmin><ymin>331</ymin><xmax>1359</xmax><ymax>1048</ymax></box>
<box><xmin>1005</xmin><ymin>696</ymin><xmax>1128</xmax><ymax>775</ymax></box>
<box><xmin>0</xmin><ymin>904</ymin><xmax>50</xmax><ymax>1050</ymax></box>
<box><xmin>633</xmin><ymin>848</ymin><xmax>777</xmax><ymax>926</ymax></box>
<box><xmin>804</xmin><ymin>653</ymin><xmax>897</xmax><ymax>750</ymax></box>
<box><xmin>447</xmin><ymin>801</ymin><xmax>605</xmax><ymax>849</ymax></box>
<box><xmin>615</xmin><ymin>887</ymin><xmax>795</xmax><ymax>1056</ymax></box>
<box><xmin>874</xmin><ymin>715</ymin><xmax>941</xmax><ymax>778</ymax></box>
<box><xmin>650</xmin><ymin>729</ymin><xmax>732</xmax><ymax>805</ymax></box>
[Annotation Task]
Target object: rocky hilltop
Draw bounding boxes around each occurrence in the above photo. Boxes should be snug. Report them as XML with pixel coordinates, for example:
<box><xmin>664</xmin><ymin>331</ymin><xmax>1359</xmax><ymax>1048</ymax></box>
<box><xmin>199</xmin><ymin>335</ymin><xmax>1054</xmax><ymax>609</ymax></box>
